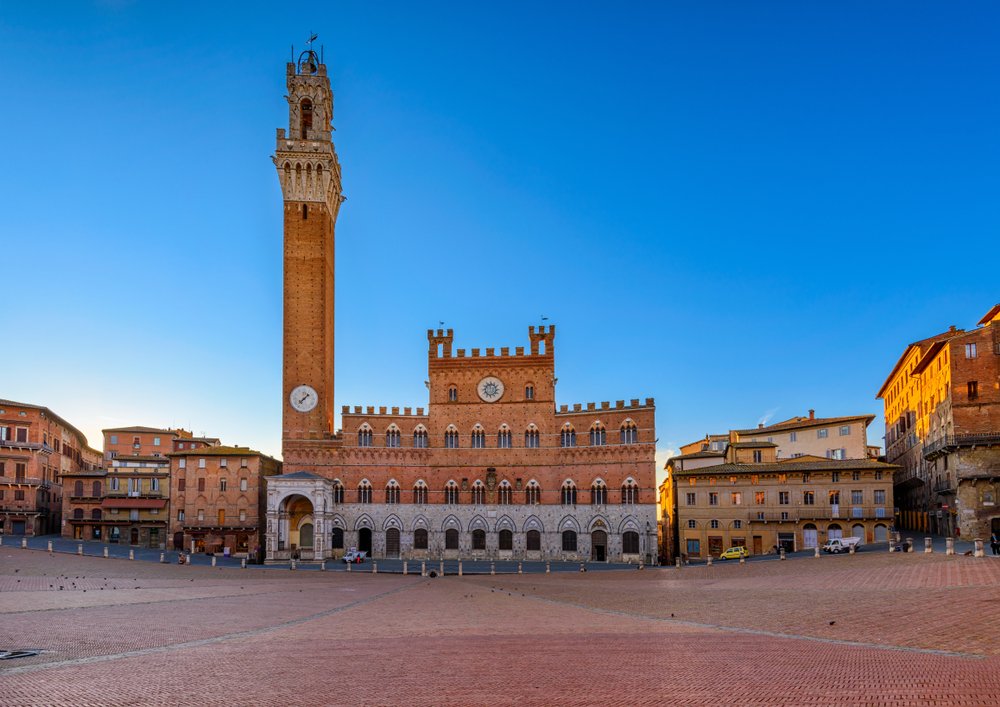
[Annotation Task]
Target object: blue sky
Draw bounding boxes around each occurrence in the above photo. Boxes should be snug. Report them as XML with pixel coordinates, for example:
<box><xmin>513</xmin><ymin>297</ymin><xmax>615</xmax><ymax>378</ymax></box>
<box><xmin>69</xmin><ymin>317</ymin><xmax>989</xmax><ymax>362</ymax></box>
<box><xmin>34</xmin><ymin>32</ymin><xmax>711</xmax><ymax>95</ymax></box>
<box><xmin>1</xmin><ymin>3</ymin><xmax>997</xmax><ymax>482</ymax></box>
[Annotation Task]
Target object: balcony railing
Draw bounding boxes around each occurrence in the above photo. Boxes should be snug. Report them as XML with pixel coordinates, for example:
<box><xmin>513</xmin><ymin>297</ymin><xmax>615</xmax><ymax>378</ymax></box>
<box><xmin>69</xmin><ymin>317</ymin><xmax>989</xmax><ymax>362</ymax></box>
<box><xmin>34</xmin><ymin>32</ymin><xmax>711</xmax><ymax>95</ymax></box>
<box><xmin>748</xmin><ymin>506</ymin><xmax>891</xmax><ymax>523</ymax></box>
<box><xmin>932</xmin><ymin>479</ymin><xmax>956</xmax><ymax>494</ymax></box>
<box><xmin>924</xmin><ymin>433</ymin><xmax>1000</xmax><ymax>460</ymax></box>
<box><xmin>0</xmin><ymin>476</ymin><xmax>50</xmax><ymax>487</ymax></box>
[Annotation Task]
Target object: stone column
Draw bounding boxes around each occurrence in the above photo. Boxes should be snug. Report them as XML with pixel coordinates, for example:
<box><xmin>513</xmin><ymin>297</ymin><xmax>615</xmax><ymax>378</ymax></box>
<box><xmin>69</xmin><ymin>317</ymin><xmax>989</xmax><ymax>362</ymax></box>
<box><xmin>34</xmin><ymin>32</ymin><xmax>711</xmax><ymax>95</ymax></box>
<box><xmin>946</xmin><ymin>537</ymin><xmax>955</xmax><ymax>555</ymax></box>
<box><xmin>924</xmin><ymin>537</ymin><xmax>933</xmax><ymax>553</ymax></box>
<box><xmin>974</xmin><ymin>539</ymin><xmax>985</xmax><ymax>557</ymax></box>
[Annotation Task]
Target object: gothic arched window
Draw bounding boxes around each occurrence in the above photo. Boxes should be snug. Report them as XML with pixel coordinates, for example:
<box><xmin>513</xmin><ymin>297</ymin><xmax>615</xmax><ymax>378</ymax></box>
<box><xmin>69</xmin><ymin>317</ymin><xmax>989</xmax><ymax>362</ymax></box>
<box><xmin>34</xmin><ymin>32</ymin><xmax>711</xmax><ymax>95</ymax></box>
<box><xmin>561</xmin><ymin>480</ymin><xmax>577</xmax><ymax>506</ymax></box>
<box><xmin>471</xmin><ymin>425</ymin><xmax>486</xmax><ymax>449</ymax></box>
<box><xmin>444</xmin><ymin>480</ymin><xmax>459</xmax><ymax>505</ymax></box>
<box><xmin>561</xmin><ymin>424</ymin><xmax>576</xmax><ymax>448</ymax></box>
<box><xmin>621</xmin><ymin>478</ymin><xmax>639</xmax><ymax>505</ymax></box>
<box><xmin>591</xmin><ymin>479</ymin><xmax>607</xmax><ymax>505</ymax></box>
<box><xmin>525</xmin><ymin>480</ymin><xmax>541</xmax><ymax>505</ymax></box>
<box><xmin>385</xmin><ymin>480</ymin><xmax>400</xmax><ymax>505</ymax></box>
<box><xmin>413</xmin><ymin>425</ymin><xmax>428</xmax><ymax>449</ymax></box>
<box><xmin>497</xmin><ymin>480</ymin><xmax>512</xmax><ymax>505</ymax></box>
<box><xmin>357</xmin><ymin>480</ymin><xmax>372</xmax><ymax>504</ymax></box>
<box><xmin>497</xmin><ymin>425</ymin><xmax>512</xmax><ymax>449</ymax></box>
<box><xmin>385</xmin><ymin>425</ymin><xmax>401</xmax><ymax>448</ymax></box>
<box><xmin>589</xmin><ymin>423</ymin><xmax>607</xmax><ymax>446</ymax></box>
<box><xmin>300</xmin><ymin>98</ymin><xmax>313</xmax><ymax>138</ymax></box>
<box><xmin>471</xmin><ymin>480</ymin><xmax>485</xmax><ymax>505</ymax></box>
<box><xmin>413</xmin><ymin>480</ymin><xmax>428</xmax><ymax>505</ymax></box>
<box><xmin>620</xmin><ymin>420</ymin><xmax>638</xmax><ymax>445</ymax></box>
<box><xmin>444</xmin><ymin>426</ymin><xmax>460</xmax><ymax>449</ymax></box>
<box><xmin>357</xmin><ymin>424</ymin><xmax>373</xmax><ymax>448</ymax></box>
<box><xmin>525</xmin><ymin>424</ymin><xmax>540</xmax><ymax>449</ymax></box>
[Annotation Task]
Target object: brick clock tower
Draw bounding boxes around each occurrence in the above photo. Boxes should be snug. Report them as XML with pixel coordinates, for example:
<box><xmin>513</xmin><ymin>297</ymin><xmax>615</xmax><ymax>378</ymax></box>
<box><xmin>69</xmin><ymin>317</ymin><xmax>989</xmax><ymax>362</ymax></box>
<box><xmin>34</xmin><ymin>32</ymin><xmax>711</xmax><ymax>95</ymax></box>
<box><xmin>274</xmin><ymin>48</ymin><xmax>343</xmax><ymax>454</ymax></box>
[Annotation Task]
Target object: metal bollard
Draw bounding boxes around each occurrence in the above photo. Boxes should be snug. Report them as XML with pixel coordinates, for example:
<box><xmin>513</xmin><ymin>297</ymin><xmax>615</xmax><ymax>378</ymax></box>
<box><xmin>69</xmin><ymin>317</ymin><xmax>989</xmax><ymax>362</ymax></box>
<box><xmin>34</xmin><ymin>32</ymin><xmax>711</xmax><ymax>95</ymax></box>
<box><xmin>48</xmin><ymin>540</ymin><xmax>53</xmax><ymax>553</ymax></box>
<box><xmin>974</xmin><ymin>539</ymin><xmax>985</xmax><ymax>557</ymax></box>
<box><xmin>211</xmin><ymin>555</ymin><xmax>216</xmax><ymax>567</ymax></box>
<box><xmin>814</xmin><ymin>546</ymin><xmax>820</xmax><ymax>558</ymax></box>
<box><xmin>925</xmin><ymin>537</ymin><xmax>933</xmax><ymax>554</ymax></box>
<box><xmin>78</xmin><ymin>543</ymin><xmax>84</xmax><ymax>556</ymax></box>
<box><xmin>706</xmin><ymin>556</ymin><xmax>712</xmax><ymax>566</ymax></box>
<box><xmin>779</xmin><ymin>548</ymin><xmax>786</xmax><ymax>561</ymax></box>
<box><xmin>946</xmin><ymin>537</ymin><xmax>955</xmax><ymax>556</ymax></box>
<box><xmin>159</xmin><ymin>552</ymin><xmax>165</xmax><ymax>563</ymax></box>
<box><xmin>402</xmin><ymin>561</ymin><xmax>408</xmax><ymax>575</ymax></box>
<box><xmin>458</xmin><ymin>561</ymin><xmax>463</xmax><ymax>577</ymax></box>
<box><xmin>372</xmin><ymin>561</ymin><xmax>378</xmax><ymax>574</ymax></box>
<box><xmin>241</xmin><ymin>558</ymin><xmax>247</xmax><ymax>569</ymax></box>
<box><xmin>545</xmin><ymin>561</ymin><xmax>551</xmax><ymax>574</ymax></box>
<box><xmin>421</xmin><ymin>561</ymin><xmax>426</xmax><ymax>577</ymax></box>
<box><xmin>129</xmin><ymin>549</ymin><xmax>135</xmax><ymax>561</ymax></box>
<box><xmin>490</xmin><ymin>562</ymin><xmax>495</xmax><ymax>575</ymax></box>
<box><xmin>103</xmin><ymin>547</ymin><xmax>109</xmax><ymax>558</ymax></box>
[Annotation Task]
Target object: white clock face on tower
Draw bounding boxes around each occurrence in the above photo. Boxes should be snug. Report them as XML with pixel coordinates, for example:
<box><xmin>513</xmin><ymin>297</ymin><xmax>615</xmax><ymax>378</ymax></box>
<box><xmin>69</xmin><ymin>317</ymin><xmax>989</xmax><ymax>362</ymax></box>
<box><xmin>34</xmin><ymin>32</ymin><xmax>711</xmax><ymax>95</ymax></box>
<box><xmin>477</xmin><ymin>376</ymin><xmax>505</xmax><ymax>402</ymax></box>
<box><xmin>289</xmin><ymin>384</ymin><xmax>318</xmax><ymax>413</ymax></box>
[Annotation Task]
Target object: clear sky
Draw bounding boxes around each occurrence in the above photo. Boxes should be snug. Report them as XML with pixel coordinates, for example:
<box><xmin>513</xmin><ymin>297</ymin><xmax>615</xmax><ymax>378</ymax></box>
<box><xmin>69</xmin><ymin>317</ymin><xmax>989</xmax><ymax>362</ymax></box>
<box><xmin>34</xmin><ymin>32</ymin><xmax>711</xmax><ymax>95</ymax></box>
<box><xmin>1</xmin><ymin>3</ymin><xmax>997</xmax><ymax>484</ymax></box>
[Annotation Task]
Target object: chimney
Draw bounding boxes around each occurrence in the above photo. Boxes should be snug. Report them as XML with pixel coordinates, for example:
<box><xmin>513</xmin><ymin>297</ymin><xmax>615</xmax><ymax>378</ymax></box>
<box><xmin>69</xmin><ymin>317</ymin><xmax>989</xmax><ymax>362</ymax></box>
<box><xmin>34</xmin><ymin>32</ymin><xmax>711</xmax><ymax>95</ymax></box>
<box><xmin>758</xmin><ymin>423</ymin><xmax>764</xmax><ymax>429</ymax></box>
<box><xmin>949</xmin><ymin>325</ymin><xmax>957</xmax><ymax>332</ymax></box>
<box><xmin>809</xmin><ymin>409</ymin><xmax>815</xmax><ymax>420</ymax></box>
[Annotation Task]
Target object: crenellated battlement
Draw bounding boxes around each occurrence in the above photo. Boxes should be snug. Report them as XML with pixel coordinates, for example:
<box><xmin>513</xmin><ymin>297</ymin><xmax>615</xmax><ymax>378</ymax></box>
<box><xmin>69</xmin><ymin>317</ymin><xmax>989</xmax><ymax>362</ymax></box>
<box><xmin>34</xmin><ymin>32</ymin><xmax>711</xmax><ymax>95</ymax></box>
<box><xmin>427</xmin><ymin>325</ymin><xmax>556</xmax><ymax>360</ymax></box>
<box><xmin>556</xmin><ymin>397</ymin><xmax>654</xmax><ymax>415</ymax></box>
<box><xmin>342</xmin><ymin>405</ymin><xmax>427</xmax><ymax>417</ymax></box>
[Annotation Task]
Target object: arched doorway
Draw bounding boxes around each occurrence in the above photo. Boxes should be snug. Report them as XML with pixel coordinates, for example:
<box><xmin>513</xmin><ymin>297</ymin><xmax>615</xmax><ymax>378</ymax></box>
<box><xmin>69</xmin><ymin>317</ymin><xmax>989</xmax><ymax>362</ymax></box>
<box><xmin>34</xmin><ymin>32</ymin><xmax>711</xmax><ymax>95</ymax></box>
<box><xmin>385</xmin><ymin>528</ymin><xmax>400</xmax><ymax>558</ymax></box>
<box><xmin>358</xmin><ymin>527</ymin><xmax>372</xmax><ymax>555</ymax></box>
<box><xmin>173</xmin><ymin>532</ymin><xmax>184</xmax><ymax>550</ymax></box>
<box><xmin>281</xmin><ymin>494</ymin><xmax>314</xmax><ymax>555</ymax></box>
<box><xmin>828</xmin><ymin>524</ymin><xmax>843</xmax><ymax>540</ymax></box>
<box><xmin>851</xmin><ymin>524</ymin><xmax>865</xmax><ymax>541</ymax></box>
<box><xmin>802</xmin><ymin>523</ymin><xmax>818</xmax><ymax>549</ymax></box>
<box><xmin>874</xmin><ymin>524</ymin><xmax>888</xmax><ymax>542</ymax></box>
<box><xmin>591</xmin><ymin>530</ymin><xmax>607</xmax><ymax>561</ymax></box>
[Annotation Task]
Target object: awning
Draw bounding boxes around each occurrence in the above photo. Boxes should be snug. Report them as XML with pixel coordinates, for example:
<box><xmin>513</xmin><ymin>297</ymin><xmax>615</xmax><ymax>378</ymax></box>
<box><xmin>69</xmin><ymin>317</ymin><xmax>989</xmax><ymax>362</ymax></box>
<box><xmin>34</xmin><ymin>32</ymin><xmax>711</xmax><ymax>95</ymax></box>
<box><xmin>101</xmin><ymin>498</ymin><xmax>167</xmax><ymax>510</ymax></box>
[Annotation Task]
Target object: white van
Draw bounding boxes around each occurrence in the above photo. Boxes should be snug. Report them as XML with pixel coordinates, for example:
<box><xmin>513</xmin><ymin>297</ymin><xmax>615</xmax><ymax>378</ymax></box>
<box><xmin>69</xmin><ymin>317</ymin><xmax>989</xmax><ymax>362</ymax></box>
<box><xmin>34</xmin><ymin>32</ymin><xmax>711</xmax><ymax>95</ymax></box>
<box><xmin>822</xmin><ymin>537</ymin><xmax>862</xmax><ymax>554</ymax></box>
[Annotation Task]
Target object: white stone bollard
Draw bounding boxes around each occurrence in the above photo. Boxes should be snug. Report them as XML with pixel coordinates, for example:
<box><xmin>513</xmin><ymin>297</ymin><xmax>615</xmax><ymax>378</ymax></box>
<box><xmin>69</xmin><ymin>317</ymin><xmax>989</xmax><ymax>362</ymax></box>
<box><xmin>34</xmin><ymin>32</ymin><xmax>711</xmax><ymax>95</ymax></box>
<box><xmin>974</xmin><ymin>539</ymin><xmax>985</xmax><ymax>558</ymax></box>
<box><xmin>103</xmin><ymin>547</ymin><xmax>109</xmax><ymax>558</ymax></box>
<box><xmin>458</xmin><ymin>561</ymin><xmax>463</xmax><ymax>577</ymax></box>
<box><xmin>0</xmin><ymin>535</ymin><xmax>4</xmax><ymax>546</ymax></box>
<box><xmin>421</xmin><ymin>561</ymin><xmax>426</xmax><ymax>577</ymax></box>
<box><xmin>675</xmin><ymin>557</ymin><xmax>682</xmax><ymax>568</ymax></box>
<box><xmin>906</xmin><ymin>538</ymin><xmax>914</xmax><ymax>553</ymax></box>
<box><xmin>47</xmin><ymin>540</ymin><xmax>53</xmax><ymax>553</ymax></box>
<box><xmin>403</xmin><ymin>560</ymin><xmax>408</xmax><ymax>575</ymax></box>
<box><xmin>706</xmin><ymin>556</ymin><xmax>712</xmax><ymax>566</ymax></box>
<box><xmin>779</xmin><ymin>548</ymin><xmax>786</xmax><ymax>561</ymax></box>
<box><xmin>739</xmin><ymin>556</ymin><xmax>746</xmax><ymax>565</ymax></box>
<box><xmin>159</xmin><ymin>552</ymin><xmax>165</xmax><ymax>563</ymax></box>
<box><xmin>241</xmin><ymin>558</ymin><xmax>247</xmax><ymax>569</ymax></box>
<box><xmin>545</xmin><ymin>561</ymin><xmax>551</xmax><ymax>574</ymax></box>
<box><xmin>849</xmin><ymin>543</ymin><xmax>855</xmax><ymax>555</ymax></box>
<box><xmin>78</xmin><ymin>544</ymin><xmax>84</xmax><ymax>556</ymax></box>
<box><xmin>21</xmin><ymin>537</ymin><xmax>28</xmax><ymax>549</ymax></box>
<box><xmin>320</xmin><ymin>560</ymin><xmax>326</xmax><ymax>571</ymax></box>
<box><xmin>290</xmin><ymin>559</ymin><xmax>297</xmax><ymax>570</ymax></box>
<box><xmin>211</xmin><ymin>555</ymin><xmax>216</xmax><ymax>567</ymax></box>
<box><xmin>519</xmin><ymin>562</ymin><xmax>524</xmax><ymax>575</ymax></box>
<box><xmin>814</xmin><ymin>546</ymin><xmax>820</xmax><ymax>558</ymax></box>
<box><xmin>925</xmin><ymin>537</ymin><xmax>933</xmax><ymax>554</ymax></box>
<box><xmin>346</xmin><ymin>560</ymin><xmax>351</xmax><ymax>572</ymax></box>
<box><xmin>372</xmin><ymin>561</ymin><xmax>378</xmax><ymax>574</ymax></box>
<box><xmin>439</xmin><ymin>560</ymin><xmax>444</xmax><ymax>576</ymax></box>
<box><xmin>490</xmin><ymin>562</ymin><xmax>496</xmax><ymax>575</ymax></box>
<box><xmin>946</xmin><ymin>537</ymin><xmax>955</xmax><ymax>556</ymax></box>
<box><xmin>129</xmin><ymin>549</ymin><xmax>135</xmax><ymax>561</ymax></box>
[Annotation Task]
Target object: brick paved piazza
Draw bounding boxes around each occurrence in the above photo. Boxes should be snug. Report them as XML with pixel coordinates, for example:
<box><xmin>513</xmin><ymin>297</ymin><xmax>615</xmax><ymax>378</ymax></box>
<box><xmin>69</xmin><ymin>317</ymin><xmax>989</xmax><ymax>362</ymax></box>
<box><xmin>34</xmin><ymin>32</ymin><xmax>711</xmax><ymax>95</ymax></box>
<box><xmin>2</xmin><ymin>548</ymin><xmax>1000</xmax><ymax>705</ymax></box>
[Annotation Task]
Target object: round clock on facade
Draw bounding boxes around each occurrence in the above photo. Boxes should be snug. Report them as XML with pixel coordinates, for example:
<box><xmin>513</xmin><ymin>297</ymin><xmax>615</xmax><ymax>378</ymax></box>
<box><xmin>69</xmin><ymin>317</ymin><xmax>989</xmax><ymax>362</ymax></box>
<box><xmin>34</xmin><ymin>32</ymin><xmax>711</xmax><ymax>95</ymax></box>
<box><xmin>289</xmin><ymin>384</ymin><xmax>318</xmax><ymax>412</ymax></box>
<box><xmin>477</xmin><ymin>376</ymin><xmax>505</xmax><ymax>402</ymax></box>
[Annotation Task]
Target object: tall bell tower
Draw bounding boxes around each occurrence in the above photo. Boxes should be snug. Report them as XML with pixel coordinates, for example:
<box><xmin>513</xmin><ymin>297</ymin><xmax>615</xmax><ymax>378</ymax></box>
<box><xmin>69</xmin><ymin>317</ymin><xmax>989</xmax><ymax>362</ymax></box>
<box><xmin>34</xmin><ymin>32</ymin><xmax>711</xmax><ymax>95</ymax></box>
<box><xmin>275</xmin><ymin>47</ymin><xmax>342</xmax><ymax>452</ymax></box>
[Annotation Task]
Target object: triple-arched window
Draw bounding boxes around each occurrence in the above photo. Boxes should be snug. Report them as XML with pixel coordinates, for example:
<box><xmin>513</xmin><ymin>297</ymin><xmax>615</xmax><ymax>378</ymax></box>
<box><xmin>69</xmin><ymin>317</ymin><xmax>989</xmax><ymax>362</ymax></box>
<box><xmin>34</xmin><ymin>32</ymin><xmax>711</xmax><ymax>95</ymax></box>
<box><xmin>413</xmin><ymin>425</ymin><xmax>428</xmax><ymax>449</ymax></box>
<box><xmin>525</xmin><ymin>480</ymin><xmax>541</xmax><ymax>505</ymax></box>
<box><xmin>589</xmin><ymin>423</ymin><xmax>607</xmax><ymax>446</ymax></box>
<box><xmin>561</xmin><ymin>424</ymin><xmax>576</xmax><ymax>448</ymax></box>
<box><xmin>497</xmin><ymin>425</ymin><xmax>512</xmax><ymax>449</ymax></box>
<box><xmin>444</xmin><ymin>426</ymin><xmax>459</xmax><ymax>449</ymax></box>
<box><xmin>621</xmin><ymin>478</ymin><xmax>639</xmax><ymax>505</ymax></box>
<box><xmin>358</xmin><ymin>424</ymin><xmax>373</xmax><ymax>448</ymax></box>
<box><xmin>385</xmin><ymin>425</ymin><xmax>401</xmax><ymax>448</ymax></box>
<box><xmin>498</xmin><ymin>480</ymin><xmax>512</xmax><ymax>505</ymax></box>
<box><xmin>471</xmin><ymin>480</ymin><xmax>486</xmax><ymax>505</ymax></box>
<box><xmin>444</xmin><ymin>480</ymin><xmax>459</xmax><ymax>504</ymax></box>
<box><xmin>525</xmin><ymin>424</ymin><xmax>540</xmax><ymax>449</ymax></box>
<box><xmin>357</xmin><ymin>480</ymin><xmax>372</xmax><ymax>504</ymax></box>
<box><xmin>385</xmin><ymin>480</ymin><xmax>400</xmax><ymax>504</ymax></box>
<box><xmin>332</xmin><ymin>481</ymin><xmax>344</xmax><ymax>504</ymax></box>
<box><xmin>561</xmin><ymin>480</ymin><xmax>578</xmax><ymax>506</ymax></box>
<box><xmin>413</xmin><ymin>480</ymin><xmax>428</xmax><ymax>505</ymax></box>
<box><xmin>620</xmin><ymin>420</ymin><xmax>638</xmax><ymax>444</ymax></box>
<box><xmin>471</xmin><ymin>425</ymin><xmax>486</xmax><ymax>449</ymax></box>
<box><xmin>591</xmin><ymin>479</ymin><xmax>608</xmax><ymax>505</ymax></box>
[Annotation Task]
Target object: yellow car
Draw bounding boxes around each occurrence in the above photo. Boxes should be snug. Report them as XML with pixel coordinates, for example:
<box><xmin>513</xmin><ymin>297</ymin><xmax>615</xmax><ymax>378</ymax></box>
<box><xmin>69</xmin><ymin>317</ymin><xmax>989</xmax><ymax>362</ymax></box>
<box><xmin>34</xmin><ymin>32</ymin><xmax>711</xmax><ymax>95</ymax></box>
<box><xmin>718</xmin><ymin>546</ymin><xmax>749</xmax><ymax>560</ymax></box>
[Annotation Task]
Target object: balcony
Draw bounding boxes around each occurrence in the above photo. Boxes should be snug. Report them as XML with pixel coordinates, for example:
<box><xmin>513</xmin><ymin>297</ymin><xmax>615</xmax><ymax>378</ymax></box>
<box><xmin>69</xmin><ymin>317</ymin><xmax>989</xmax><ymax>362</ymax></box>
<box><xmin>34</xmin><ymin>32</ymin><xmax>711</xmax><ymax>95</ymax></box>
<box><xmin>932</xmin><ymin>479</ymin><xmax>956</xmax><ymax>495</ymax></box>
<box><xmin>747</xmin><ymin>511</ymin><xmax>800</xmax><ymax>523</ymax></box>
<box><xmin>924</xmin><ymin>433</ymin><xmax>1000</xmax><ymax>460</ymax></box>
<box><xmin>0</xmin><ymin>476</ymin><xmax>50</xmax><ymax>488</ymax></box>
<box><xmin>0</xmin><ymin>440</ymin><xmax>53</xmax><ymax>453</ymax></box>
<box><xmin>798</xmin><ymin>505</ymin><xmax>891</xmax><ymax>521</ymax></box>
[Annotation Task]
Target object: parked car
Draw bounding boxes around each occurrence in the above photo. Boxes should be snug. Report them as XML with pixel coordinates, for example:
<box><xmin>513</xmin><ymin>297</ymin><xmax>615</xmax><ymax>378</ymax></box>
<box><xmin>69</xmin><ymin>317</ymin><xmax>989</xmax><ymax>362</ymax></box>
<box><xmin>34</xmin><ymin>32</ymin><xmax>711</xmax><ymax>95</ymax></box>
<box><xmin>342</xmin><ymin>548</ymin><xmax>367</xmax><ymax>563</ymax></box>
<box><xmin>718</xmin><ymin>546</ymin><xmax>749</xmax><ymax>560</ymax></box>
<box><xmin>822</xmin><ymin>537</ymin><xmax>862</xmax><ymax>554</ymax></box>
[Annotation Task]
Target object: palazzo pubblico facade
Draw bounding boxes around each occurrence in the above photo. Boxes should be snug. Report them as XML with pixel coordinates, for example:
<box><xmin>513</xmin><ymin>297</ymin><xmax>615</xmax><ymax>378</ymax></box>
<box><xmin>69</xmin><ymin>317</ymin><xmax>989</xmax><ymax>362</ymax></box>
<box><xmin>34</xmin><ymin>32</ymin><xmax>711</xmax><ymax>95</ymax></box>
<box><xmin>265</xmin><ymin>52</ymin><xmax>657</xmax><ymax>564</ymax></box>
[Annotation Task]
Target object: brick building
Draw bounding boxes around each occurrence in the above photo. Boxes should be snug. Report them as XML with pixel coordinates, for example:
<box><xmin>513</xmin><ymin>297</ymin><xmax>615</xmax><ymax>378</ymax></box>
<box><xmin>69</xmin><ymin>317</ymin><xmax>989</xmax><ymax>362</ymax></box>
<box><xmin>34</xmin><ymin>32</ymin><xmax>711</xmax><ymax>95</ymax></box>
<box><xmin>0</xmin><ymin>399</ymin><xmax>101</xmax><ymax>536</ymax></box>
<box><xmin>265</xmin><ymin>51</ymin><xmax>657</xmax><ymax>563</ymax></box>
<box><xmin>877</xmin><ymin>303</ymin><xmax>1000</xmax><ymax>538</ymax></box>
<box><xmin>61</xmin><ymin>468</ymin><xmax>108</xmax><ymax>540</ymax></box>
<box><xmin>169</xmin><ymin>446</ymin><xmax>281</xmax><ymax>557</ymax></box>
<box><xmin>669</xmin><ymin>432</ymin><xmax>896</xmax><ymax>558</ymax></box>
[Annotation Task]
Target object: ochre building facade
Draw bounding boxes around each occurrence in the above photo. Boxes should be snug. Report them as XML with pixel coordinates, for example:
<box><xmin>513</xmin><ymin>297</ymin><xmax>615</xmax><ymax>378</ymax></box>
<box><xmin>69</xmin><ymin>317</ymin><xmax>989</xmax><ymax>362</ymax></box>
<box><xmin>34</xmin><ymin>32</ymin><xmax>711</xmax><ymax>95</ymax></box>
<box><xmin>266</xmin><ymin>52</ymin><xmax>657</xmax><ymax>563</ymax></box>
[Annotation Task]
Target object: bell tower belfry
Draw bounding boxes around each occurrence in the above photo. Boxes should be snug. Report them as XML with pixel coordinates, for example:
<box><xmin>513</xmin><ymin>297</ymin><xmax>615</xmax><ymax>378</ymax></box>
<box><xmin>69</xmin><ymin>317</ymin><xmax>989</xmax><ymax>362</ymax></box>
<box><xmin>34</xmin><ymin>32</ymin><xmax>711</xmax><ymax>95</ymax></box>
<box><xmin>274</xmin><ymin>46</ymin><xmax>342</xmax><ymax>452</ymax></box>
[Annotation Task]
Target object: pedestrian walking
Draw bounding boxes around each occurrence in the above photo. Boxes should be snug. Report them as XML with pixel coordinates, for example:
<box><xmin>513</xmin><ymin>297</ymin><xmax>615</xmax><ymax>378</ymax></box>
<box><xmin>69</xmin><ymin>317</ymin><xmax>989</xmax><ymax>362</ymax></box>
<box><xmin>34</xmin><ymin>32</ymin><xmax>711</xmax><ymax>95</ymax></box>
<box><xmin>990</xmin><ymin>532</ymin><xmax>999</xmax><ymax>556</ymax></box>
